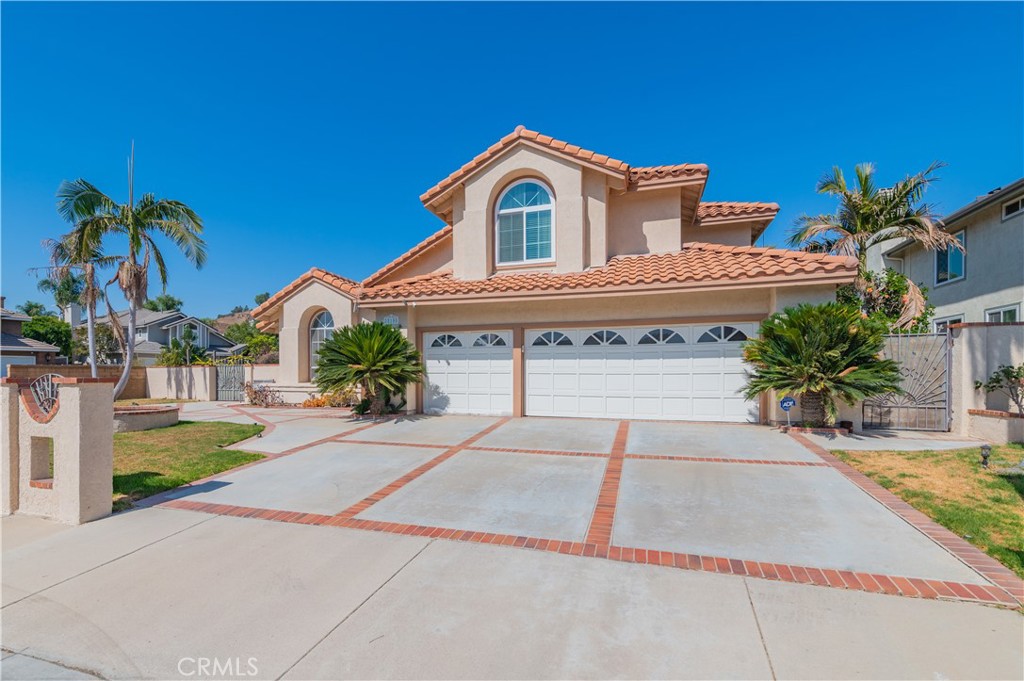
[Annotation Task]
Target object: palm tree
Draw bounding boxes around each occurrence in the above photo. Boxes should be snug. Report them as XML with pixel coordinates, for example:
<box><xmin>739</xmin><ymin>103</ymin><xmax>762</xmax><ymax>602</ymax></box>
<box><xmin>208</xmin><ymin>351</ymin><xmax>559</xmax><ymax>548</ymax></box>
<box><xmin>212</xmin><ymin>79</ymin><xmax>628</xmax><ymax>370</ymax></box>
<box><xmin>37</xmin><ymin>272</ymin><xmax>85</xmax><ymax>312</ymax></box>
<box><xmin>788</xmin><ymin>162</ymin><xmax>959</xmax><ymax>274</ymax></box>
<box><xmin>15</xmin><ymin>301</ymin><xmax>53</xmax><ymax>317</ymax></box>
<box><xmin>314</xmin><ymin>322</ymin><xmax>424</xmax><ymax>416</ymax></box>
<box><xmin>742</xmin><ymin>302</ymin><xmax>903</xmax><ymax>426</ymax></box>
<box><xmin>58</xmin><ymin>147</ymin><xmax>206</xmax><ymax>397</ymax></box>
<box><xmin>41</xmin><ymin>228</ymin><xmax>120</xmax><ymax>377</ymax></box>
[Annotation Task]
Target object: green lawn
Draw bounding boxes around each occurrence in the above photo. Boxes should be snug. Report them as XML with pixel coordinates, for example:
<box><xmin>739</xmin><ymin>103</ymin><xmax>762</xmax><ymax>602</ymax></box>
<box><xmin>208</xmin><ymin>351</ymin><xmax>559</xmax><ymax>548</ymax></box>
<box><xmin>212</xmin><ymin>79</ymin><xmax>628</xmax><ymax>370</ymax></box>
<box><xmin>834</xmin><ymin>443</ymin><xmax>1024</xmax><ymax>578</ymax></box>
<box><xmin>113</xmin><ymin>420</ymin><xmax>263</xmax><ymax>511</ymax></box>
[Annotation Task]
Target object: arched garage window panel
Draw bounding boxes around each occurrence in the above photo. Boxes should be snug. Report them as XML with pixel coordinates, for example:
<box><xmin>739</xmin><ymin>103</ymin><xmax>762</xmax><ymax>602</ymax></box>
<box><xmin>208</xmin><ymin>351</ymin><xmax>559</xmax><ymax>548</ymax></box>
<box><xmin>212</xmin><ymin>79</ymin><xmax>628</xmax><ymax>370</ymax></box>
<box><xmin>582</xmin><ymin>330</ymin><xmax>627</xmax><ymax>346</ymax></box>
<box><xmin>638</xmin><ymin>328</ymin><xmax>685</xmax><ymax>345</ymax></box>
<box><xmin>697</xmin><ymin>325</ymin><xmax>748</xmax><ymax>343</ymax></box>
<box><xmin>431</xmin><ymin>334</ymin><xmax>462</xmax><ymax>348</ymax></box>
<box><xmin>473</xmin><ymin>333</ymin><xmax>507</xmax><ymax>347</ymax></box>
<box><xmin>310</xmin><ymin>311</ymin><xmax>335</xmax><ymax>369</ymax></box>
<box><xmin>532</xmin><ymin>331</ymin><xmax>573</xmax><ymax>347</ymax></box>
<box><xmin>496</xmin><ymin>180</ymin><xmax>554</xmax><ymax>264</ymax></box>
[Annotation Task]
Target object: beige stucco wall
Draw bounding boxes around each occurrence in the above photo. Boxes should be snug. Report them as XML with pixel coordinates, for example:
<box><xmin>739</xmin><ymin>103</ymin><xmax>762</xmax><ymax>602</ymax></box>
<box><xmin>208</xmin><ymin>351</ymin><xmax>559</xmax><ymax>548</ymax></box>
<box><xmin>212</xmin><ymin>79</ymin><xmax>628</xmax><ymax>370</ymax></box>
<box><xmin>949</xmin><ymin>324</ymin><xmax>1024</xmax><ymax>434</ymax></box>
<box><xmin>683</xmin><ymin>221</ymin><xmax>756</xmax><ymax>247</ymax></box>
<box><xmin>2</xmin><ymin>381</ymin><xmax>113</xmax><ymax>524</ymax></box>
<box><xmin>276</xmin><ymin>281</ymin><xmax>355</xmax><ymax>384</ymax></box>
<box><xmin>871</xmin><ymin>203</ymin><xmax>1024</xmax><ymax>326</ymax></box>
<box><xmin>146</xmin><ymin>366</ymin><xmax>217</xmax><ymax>401</ymax></box>
<box><xmin>607</xmin><ymin>188</ymin><xmax>682</xmax><ymax>257</ymax></box>
<box><xmin>967</xmin><ymin>412</ymin><xmax>1024</xmax><ymax>444</ymax></box>
<box><xmin>455</xmin><ymin>146</ymin><xmax>594</xmax><ymax>279</ymax></box>
<box><xmin>373</xmin><ymin>238</ymin><xmax>454</xmax><ymax>286</ymax></box>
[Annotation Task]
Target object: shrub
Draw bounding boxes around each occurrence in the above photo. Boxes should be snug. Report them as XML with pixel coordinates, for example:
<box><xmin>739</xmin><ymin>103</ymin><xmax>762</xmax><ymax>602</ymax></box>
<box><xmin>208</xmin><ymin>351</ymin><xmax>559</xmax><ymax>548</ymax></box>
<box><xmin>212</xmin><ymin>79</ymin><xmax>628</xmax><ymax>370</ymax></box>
<box><xmin>243</xmin><ymin>382</ymin><xmax>283</xmax><ymax>407</ymax></box>
<box><xmin>302</xmin><ymin>387</ymin><xmax>358</xmax><ymax>408</ymax></box>
<box><xmin>975</xmin><ymin>364</ymin><xmax>1024</xmax><ymax>415</ymax></box>
<box><xmin>743</xmin><ymin>302</ymin><xmax>903</xmax><ymax>426</ymax></box>
<box><xmin>314</xmin><ymin>322</ymin><xmax>424</xmax><ymax>416</ymax></box>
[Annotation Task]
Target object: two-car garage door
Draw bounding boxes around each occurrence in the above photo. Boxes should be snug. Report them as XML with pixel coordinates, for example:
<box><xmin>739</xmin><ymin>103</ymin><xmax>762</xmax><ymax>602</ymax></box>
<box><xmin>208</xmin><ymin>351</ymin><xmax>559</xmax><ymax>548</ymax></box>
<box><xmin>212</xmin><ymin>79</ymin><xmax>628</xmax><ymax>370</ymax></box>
<box><xmin>423</xmin><ymin>323</ymin><xmax>758</xmax><ymax>422</ymax></box>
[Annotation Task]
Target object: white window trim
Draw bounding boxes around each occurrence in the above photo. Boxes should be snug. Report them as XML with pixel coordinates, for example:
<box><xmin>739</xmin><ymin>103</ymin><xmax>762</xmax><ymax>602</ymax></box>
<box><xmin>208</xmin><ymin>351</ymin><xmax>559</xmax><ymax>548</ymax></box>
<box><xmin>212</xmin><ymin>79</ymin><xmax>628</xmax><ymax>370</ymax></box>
<box><xmin>933</xmin><ymin>314</ymin><xmax>964</xmax><ymax>332</ymax></box>
<box><xmin>985</xmin><ymin>303</ymin><xmax>1020</xmax><ymax>323</ymax></box>
<box><xmin>1002</xmin><ymin>196</ymin><xmax>1024</xmax><ymax>221</ymax></box>
<box><xmin>494</xmin><ymin>179</ymin><xmax>556</xmax><ymax>266</ymax></box>
<box><xmin>934</xmin><ymin>229</ymin><xmax>966</xmax><ymax>288</ymax></box>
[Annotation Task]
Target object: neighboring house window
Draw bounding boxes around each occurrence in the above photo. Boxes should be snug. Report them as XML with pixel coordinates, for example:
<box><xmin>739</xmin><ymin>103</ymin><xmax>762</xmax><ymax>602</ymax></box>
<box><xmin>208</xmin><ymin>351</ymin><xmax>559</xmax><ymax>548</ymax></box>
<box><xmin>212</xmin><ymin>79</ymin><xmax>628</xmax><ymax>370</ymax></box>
<box><xmin>933</xmin><ymin>315</ymin><xmax>963</xmax><ymax>332</ymax></box>
<box><xmin>135</xmin><ymin>326</ymin><xmax>147</xmax><ymax>339</ymax></box>
<box><xmin>935</xmin><ymin>231</ymin><xmax>965</xmax><ymax>285</ymax></box>
<box><xmin>309</xmin><ymin>311</ymin><xmax>334</xmax><ymax>369</ymax></box>
<box><xmin>1003</xmin><ymin>196</ymin><xmax>1024</xmax><ymax>220</ymax></box>
<box><xmin>985</xmin><ymin>304</ymin><xmax>1020</xmax><ymax>323</ymax></box>
<box><xmin>496</xmin><ymin>180</ymin><xmax>554</xmax><ymax>264</ymax></box>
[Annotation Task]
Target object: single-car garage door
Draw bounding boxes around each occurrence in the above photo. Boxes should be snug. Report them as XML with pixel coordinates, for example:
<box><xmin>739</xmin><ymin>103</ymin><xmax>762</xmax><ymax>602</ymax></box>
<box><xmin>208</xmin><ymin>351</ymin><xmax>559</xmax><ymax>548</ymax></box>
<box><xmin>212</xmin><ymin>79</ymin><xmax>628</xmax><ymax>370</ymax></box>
<box><xmin>423</xmin><ymin>330</ymin><xmax>513</xmax><ymax>416</ymax></box>
<box><xmin>525</xmin><ymin>324</ymin><xmax>758</xmax><ymax>422</ymax></box>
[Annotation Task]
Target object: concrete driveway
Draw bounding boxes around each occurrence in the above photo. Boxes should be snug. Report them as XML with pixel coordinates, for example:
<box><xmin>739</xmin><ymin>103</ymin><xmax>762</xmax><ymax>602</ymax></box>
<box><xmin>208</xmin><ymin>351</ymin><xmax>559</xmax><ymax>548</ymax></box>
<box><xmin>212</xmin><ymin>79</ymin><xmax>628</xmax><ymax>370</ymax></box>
<box><xmin>3</xmin><ymin>403</ymin><xmax>1022</xmax><ymax>679</ymax></box>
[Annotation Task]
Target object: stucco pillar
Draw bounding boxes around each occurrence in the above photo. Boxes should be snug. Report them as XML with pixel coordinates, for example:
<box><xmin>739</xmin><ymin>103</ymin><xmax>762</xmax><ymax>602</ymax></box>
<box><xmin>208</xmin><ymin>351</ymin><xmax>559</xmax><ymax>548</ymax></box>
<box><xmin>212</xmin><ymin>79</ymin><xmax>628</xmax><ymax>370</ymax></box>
<box><xmin>2</xmin><ymin>382</ymin><xmax>19</xmax><ymax>516</ymax></box>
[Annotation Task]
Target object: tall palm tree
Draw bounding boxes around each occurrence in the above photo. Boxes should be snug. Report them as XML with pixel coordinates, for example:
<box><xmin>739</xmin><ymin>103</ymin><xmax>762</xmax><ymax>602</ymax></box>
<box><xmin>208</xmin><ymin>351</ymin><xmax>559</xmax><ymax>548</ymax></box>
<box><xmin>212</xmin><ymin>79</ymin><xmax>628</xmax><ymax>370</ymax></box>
<box><xmin>39</xmin><ymin>233</ymin><xmax>116</xmax><ymax>377</ymax></box>
<box><xmin>58</xmin><ymin>147</ymin><xmax>206</xmax><ymax>397</ymax></box>
<box><xmin>789</xmin><ymin>162</ymin><xmax>961</xmax><ymax>275</ymax></box>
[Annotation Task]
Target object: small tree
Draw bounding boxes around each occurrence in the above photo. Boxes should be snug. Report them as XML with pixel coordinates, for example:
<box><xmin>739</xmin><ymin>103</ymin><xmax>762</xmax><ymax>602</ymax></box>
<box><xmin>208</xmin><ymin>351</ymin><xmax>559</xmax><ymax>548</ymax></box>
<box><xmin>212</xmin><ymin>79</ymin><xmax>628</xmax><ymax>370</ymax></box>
<box><xmin>72</xmin><ymin>323</ymin><xmax>120</xmax><ymax>364</ymax></box>
<box><xmin>143</xmin><ymin>293</ymin><xmax>183</xmax><ymax>311</ymax></box>
<box><xmin>314</xmin><ymin>322</ymin><xmax>424</xmax><ymax>416</ymax></box>
<box><xmin>743</xmin><ymin>302</ymin><xmax>903</xmax><ymax>426</ymax></box>
<box><xmin>836</xmin><ymin>269</ymin><xmax>935</xmax><ymax>333</ymax></box>
<box><xmin>155</xmin><ymin>326</ymin><xmax>208</xmax><ymax>366</ymax></box>
<box><xmin>975</xmin><ymin>364</ymin><xmax>1024</xmax><ymax>416</ymax></box>
<box><xmin>15</xmin><ymin>301</ymin><xmax>54</xmax><ymax>317</ymax></box>
<box><xmin>22</xmin><ymin>316</ymin><xmax>72</xmax><ymax>357</ymax></box>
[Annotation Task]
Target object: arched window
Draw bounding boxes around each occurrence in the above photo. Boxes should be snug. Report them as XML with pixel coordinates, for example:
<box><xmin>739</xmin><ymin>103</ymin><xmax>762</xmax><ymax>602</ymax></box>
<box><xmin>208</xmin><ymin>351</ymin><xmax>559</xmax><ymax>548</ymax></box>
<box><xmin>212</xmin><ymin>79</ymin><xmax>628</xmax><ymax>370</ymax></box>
<box><xmin>309</xmin><ymin>311</ymin><xmax>335</xmax><ymax>369</ymax></box>
<box><xmin>582</xmin><ymin>330</ymin><xmax>628</xmax><ymax>346</ymax></box>
<box><xmin>431</xmin><ymin>334</ymin><xmax>462</xmax><ymax>348</ymax></box>
<box><xmin>532</xmin><ymin>331</ymin><xmax>573</xmax><ymax>346</ymax></box>
<box><xmin>496</xmin><ymin>180</ymin><xmax>554</xmax><ymax>264</ymax></box>
<box><xmin>473</xmin><ymin>333</ymin><xmax>507</xmax><ymax>347</ymax></box>
<box><xmin>697</xmin><ymin>325</ymin><xmax>748</xmax><ymax>343</ymax></box>
<box><xmin>638</xmin><ymin>328</ymin><xmax>685</xmax><ymax>345</ymax></box>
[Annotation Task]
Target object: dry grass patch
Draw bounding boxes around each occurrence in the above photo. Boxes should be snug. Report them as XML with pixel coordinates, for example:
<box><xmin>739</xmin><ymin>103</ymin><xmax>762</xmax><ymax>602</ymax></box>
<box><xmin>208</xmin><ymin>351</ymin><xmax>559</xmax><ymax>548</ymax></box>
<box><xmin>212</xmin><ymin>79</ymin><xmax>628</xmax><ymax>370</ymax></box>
<box><xmin>115</xmin><ymin>398</ymin><xmax>196</xmax><ymax>406</ymax></box>
<box><xmin>113</xmin><ymin>420</ymin><xmax>263</xmax><ymax>511</ymax></box>
<box><xmin>835</xmin><ymin>444</ymin><xmax>1024</xmax><ymax>578</ymax></box>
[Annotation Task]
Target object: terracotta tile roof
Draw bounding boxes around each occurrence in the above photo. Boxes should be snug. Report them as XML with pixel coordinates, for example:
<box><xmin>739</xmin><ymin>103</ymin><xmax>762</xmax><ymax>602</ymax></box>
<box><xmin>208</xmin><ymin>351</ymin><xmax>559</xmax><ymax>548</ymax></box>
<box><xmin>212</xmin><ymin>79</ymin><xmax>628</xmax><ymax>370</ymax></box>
<box><xmin>252</xmin><ymin>267</ymin><xmax>360</xmax><ymax>319</ymax></box>
<box><xmin>421</xmin><ymin>126</ymin><xmax>631</xmax><ymax>207</ymax></box>
<box><xmin>629</xmin><ymin>164</ymin><xmax>709</xmax><ymax>186</ymax></box>
<box><xmin>360</xmin><ymin>243</ymin><xmax>856</xmax><ymax>302</ymax></box>
<box><xmin>698</xmin><ymin>201</ymin><xmax>780</xmax><ymax>221</ymax></box>
<box><xmin>362</xmin><ymin>225</ymin><xmax>453</xmax><ymax>287</ymax></box>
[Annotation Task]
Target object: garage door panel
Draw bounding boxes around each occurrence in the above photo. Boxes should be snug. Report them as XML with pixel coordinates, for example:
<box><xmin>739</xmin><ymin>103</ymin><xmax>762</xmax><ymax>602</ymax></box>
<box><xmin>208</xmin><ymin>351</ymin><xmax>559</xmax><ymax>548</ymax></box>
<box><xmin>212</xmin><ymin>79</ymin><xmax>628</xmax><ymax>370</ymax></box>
<box><xmin>425</xmin><ymin>329</ymin><xmax>513</xmax><ymax>416</ymax></box>
<box><xmin>525</xmin><ymin>322</ymin><xmax>759</xmax><ymax>422</ymax></box>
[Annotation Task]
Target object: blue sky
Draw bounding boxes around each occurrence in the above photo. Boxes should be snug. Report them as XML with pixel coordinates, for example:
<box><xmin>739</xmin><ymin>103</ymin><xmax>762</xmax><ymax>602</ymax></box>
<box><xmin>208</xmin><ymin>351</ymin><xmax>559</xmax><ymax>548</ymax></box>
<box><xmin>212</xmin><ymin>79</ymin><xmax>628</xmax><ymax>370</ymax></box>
<box><xmin>3</xmin><ymin>2</ymin><xmax>1022</xmax><ymax>318</ymax></box>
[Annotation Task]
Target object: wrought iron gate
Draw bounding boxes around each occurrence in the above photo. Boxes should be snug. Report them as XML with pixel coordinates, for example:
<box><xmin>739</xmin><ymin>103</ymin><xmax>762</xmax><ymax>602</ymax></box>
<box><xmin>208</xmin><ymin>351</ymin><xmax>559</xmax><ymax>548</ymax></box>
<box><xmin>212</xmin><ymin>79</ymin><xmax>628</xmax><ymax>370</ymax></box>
<box><xmin>863</xmin><ymin>332</ymin><xmax>950</xmax><ymax>431</ymax></box>
<box><xmin>216</xmin><ymin>364</ymin><xmax>246</xmax><ymax>402</ymax></box>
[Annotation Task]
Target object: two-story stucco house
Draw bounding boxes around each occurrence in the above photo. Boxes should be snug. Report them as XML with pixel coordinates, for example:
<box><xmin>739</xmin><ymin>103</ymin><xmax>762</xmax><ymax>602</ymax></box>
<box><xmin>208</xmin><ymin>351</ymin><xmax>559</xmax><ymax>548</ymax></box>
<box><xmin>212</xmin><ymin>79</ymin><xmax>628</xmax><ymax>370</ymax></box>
<box><xmin>253</xmin><ymin>127</ymin><xmax>857</xmax><ymax>422</ymax></box>
<box><xmin>866</xmin><ymin>178</ymin><xmax>1024</xmax><ymax>331</ymax></box>
<box><xmin>0</xmin><ymin>297</ymin><xmax>62</xmax><ymax>377</ymax></box>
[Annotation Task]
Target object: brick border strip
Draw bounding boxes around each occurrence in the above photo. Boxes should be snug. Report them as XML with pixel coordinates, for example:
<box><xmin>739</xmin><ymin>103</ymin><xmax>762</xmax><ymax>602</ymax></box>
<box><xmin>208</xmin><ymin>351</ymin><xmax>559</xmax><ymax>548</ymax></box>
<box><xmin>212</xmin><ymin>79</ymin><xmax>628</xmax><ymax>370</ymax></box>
<box><xmin>157</xmin><ymin>497</ymin><xmax>1019</xmax><ymax>607</ymax></box>
<box><xmin>789</xmin><ymin>431</ymin><xmax>1024</xmax><ymax>606</ymax></box>
<box><xmin>584</xmin><ymin>422</ymin><xmax>629</xmax><ymax>546</ymax></box>
<box><xmin>334</xmin><ymin>417</ymin><xmax>513</xmax><ymax>520</ymax></box>
<box><xmin>624</xmin><ymin>454</ymin><xmax>827</xmax><ymax>466</ymax></box>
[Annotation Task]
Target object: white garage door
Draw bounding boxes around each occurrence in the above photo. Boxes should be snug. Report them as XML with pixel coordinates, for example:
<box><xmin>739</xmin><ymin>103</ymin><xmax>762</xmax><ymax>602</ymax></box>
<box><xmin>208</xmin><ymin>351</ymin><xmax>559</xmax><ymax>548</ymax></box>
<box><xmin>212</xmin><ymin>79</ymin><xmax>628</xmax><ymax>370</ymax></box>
<box><xmin>423</xmin><ymin>330</ymin><xmax>513</xmax><ymax>416</ymax></box>
<box><xmin>525</xmin><ymin>324</ymin><xmax>758</xmax><ymax>422</ymax></box>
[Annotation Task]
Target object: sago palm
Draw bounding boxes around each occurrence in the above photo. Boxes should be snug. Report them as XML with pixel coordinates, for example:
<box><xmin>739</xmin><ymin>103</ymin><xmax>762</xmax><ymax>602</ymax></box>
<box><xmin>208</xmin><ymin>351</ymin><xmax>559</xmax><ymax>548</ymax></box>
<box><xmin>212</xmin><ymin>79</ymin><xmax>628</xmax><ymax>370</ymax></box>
<box><xmin>314</xmin><ymin>322</ymin><xmax>424</xmax><ymax>416</ymax></box>
<box><xmin>742</xmin><ymin>303</ymin><xmax>902</xmax><ymax>426</ymax></box>
<box><xmin>58</xmin><ymin>148</ymin><xmax>206</xmax><ymax>397</ymax></box>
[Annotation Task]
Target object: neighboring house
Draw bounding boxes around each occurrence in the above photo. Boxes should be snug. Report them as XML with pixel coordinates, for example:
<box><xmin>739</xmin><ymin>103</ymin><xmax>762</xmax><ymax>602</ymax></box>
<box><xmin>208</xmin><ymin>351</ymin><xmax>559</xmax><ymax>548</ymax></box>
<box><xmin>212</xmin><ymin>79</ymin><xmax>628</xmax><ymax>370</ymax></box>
<box><xmin>81</xmin><ymin>308</ymin><xmax>236</xmax><ymax>365</ymax></box>
<box><xmin>866</xmin><ymin>177</ymin><xmax>1024</xmax><ymax>331</ymax></box>
<box><xmin>253</xmin><ymin>126</ymin><xmax>857</xmax><ymax>422</ymax></box>
<box><xmin>0</xmin><ymin>296</ymin><xmax>62</xmax><ymax>377</ymax></box>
